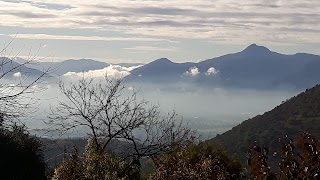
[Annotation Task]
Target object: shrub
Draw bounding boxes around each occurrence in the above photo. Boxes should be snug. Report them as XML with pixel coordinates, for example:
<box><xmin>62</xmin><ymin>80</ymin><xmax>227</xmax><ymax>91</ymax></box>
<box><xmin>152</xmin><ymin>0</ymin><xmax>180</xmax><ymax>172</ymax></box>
<box><xmin>52</xmin><ymin>138</ymin><xmax>139</xmax><ymax>180</ymax></box>
<box><xmin>149</xmin><ymin>141</ymin><xmax>244</xmax><ymax>180</ymax></box>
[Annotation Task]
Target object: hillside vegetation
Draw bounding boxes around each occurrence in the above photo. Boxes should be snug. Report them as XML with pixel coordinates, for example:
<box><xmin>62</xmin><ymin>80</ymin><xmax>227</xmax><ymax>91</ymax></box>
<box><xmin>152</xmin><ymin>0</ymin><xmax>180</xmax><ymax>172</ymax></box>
<box><xmin>213</xmin><ymin>84</ymin><xmax>320</xmax><ymax>164</ymax></box>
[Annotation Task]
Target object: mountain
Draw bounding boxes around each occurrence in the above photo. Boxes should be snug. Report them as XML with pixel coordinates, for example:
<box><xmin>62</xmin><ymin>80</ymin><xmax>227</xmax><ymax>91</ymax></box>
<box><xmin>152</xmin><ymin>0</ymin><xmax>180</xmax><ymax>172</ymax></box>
<box><xmin>15</xmin><ymin>58</ymin><xmax>109</xmax><ymax>76</ymax></box>
<box><xmin>50</xmin><ymin>59</ymin><xmax>110</xmax><ymax>75</ymax></box>
<box><xmin>9</xmin><ymin>45</ymin><xmax>320</xmax><ymax>89</ymax></box>
<box><xmin>0</xmin><ymin>57</ymin><xmax>46</xmax><ymax>77</ymax></box>
<box><xmin>212</xmin><ymin>84</ymin><xmax>320</xmax><ymax>164</ymax></box>
<box><xmin>127</xmin><ymin>58</ymin><xmax>196</xmax><ymax>83</ymax></box>
<box><xmin>127</xmin><ymin>44</ymin><xmax>320</xmax><ymax>89</ymax></box>
<box><xmin>15</xmin><ymin>58</ymin><xmax>144</xmax><ymax>76</ymax></box>
<box><xmin>275</xmin><ymin>54</ymin><xmax>320</xmax><ymax>88</ymax></box>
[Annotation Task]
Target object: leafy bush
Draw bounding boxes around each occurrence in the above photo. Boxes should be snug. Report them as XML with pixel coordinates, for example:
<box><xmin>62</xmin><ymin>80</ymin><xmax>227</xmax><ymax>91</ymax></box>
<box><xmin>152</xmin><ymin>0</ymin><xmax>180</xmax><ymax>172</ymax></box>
<box><xmin>52</xmin><ymin>138</ymin><xmax>139</xmax><ymax>180</ymax></box>
<box><xmin>149</xmin><ymin>141</ymin><xmax>244</xmax><ymax>180</ymax></box>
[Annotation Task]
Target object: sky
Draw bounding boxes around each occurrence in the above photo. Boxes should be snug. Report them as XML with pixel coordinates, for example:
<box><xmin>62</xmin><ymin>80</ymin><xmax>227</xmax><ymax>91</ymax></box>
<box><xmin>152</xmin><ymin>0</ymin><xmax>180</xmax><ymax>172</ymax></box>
<box><xmin>0</xmin><ymin>0</ymin><xmax>319</xmax><ymax>63</ymax></box>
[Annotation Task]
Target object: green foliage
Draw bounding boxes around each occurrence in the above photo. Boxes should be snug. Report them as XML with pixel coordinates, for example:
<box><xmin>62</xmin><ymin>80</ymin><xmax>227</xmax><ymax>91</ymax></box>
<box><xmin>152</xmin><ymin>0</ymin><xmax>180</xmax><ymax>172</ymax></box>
<box><xmin>0</xmin><ymin>124</ymin><xmax>47</xmax><ymax>180</ymax></box>
<box><xmin>51</xmin><ymin>152</ymin><xmax>83</xmax><ymax>180</ymax></box>
<box><xmin>52</xmin><ymin>138</ymin><xmax>140</xmax><ymax>180</ymax></box>
<box><xmin>213</xmin><ymin>84</ymin><xmax>320</xmax><ymax>165</ymax></box>
<box><xmin>82</xmin><ymin>138</ymin><xmax>140</xmax><ymax>180</ymax></box>
<box><xmin>149</xmin><ymin>141</ymin><xmax>244</xmax><ymax>180</ymax></box>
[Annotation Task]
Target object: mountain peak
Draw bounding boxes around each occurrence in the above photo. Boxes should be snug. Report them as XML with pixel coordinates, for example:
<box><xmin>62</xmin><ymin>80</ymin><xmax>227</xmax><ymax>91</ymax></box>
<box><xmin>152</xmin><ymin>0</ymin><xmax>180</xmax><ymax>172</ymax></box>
<box><xmin>241</xmin><ymin>44</ymin><xmax>271</xmax><ymax>55</ymax></box>
<box><xmin>152</xmin><ymin>58</ymin><xmax>173</xmax><ymax>64</ymax></box>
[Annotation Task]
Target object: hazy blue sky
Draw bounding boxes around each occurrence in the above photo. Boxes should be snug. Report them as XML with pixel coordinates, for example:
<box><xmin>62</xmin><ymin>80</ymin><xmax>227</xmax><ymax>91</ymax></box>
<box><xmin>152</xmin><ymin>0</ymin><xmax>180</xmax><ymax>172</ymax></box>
<box><xmin>0</xmin><ymin>0</ymin><xmax>319</xmax><ymax>63</ymax></box>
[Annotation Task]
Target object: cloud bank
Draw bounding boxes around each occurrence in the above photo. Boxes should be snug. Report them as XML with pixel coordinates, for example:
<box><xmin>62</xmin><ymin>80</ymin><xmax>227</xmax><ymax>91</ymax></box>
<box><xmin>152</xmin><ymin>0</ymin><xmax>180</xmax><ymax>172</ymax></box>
<box><xmin>63</xmin><ymin>64</ymin><xmax>141</xmax><ymax>79</ymax></box>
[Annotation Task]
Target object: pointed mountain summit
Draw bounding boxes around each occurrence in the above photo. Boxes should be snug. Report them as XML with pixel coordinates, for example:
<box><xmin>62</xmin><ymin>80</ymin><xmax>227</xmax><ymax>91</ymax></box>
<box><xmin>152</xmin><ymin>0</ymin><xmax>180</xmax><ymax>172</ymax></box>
<box><xmin>240</xmin><ymin>44</ymin><xmax>272</xmax><ymax>56</ymax></box>
<box><xmin>151</xmin><ymin>58</ymin><xmax>174</xmax><ymax>65</ymax></box>
<box><xmin>138</xmin><ymin>58</ymin><xmax>174</xmax><ymax>70</ymax></box>
<box><xmin>128</xmin><ymin>57</ymin><xmax>195</xmax><ymax>82</ymax></box>
<box><xmin>128</xmin><ymin>58</ymin><xmax>175</xmax><ymax>79</ymax></box>
<box><xmin>127</xmin><ymin>44</ymin><xmax>320</xmax><ymax>89</ymax></box>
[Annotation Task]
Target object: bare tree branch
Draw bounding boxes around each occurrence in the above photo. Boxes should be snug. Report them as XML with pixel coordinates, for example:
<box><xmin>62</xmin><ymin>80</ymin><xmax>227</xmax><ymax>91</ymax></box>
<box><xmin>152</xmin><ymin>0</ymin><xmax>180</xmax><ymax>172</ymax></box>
<box><xmin>0</xmin><ymin>39</ymin><xmax>53</xmax><ymax>127</ymax></box>
<box><xmin>47</xmin><ymin>76</ymin><xmax>194</xmax><ymax>176</ymax></box>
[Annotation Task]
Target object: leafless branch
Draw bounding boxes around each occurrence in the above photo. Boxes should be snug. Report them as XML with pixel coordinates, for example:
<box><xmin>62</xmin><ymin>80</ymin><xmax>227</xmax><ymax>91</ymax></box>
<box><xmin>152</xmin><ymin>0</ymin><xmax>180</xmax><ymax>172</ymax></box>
<box><xmin>47</xmin><ymin>76</ymin><xmax>194</xmax><ymax>175</ymax></box>
<box><xmin>0</xmin><ymin>39</ymin><xmax>53</xmax><ymax>127</ymax></box>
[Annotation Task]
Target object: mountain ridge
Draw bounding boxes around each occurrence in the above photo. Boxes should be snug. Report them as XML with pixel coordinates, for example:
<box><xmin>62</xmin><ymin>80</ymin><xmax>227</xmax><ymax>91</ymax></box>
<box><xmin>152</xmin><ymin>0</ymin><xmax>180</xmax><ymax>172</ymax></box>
<box><xmin>127</xmin><ymin>44</ymin><xmax>320</xmax><ymax>90</ymax></box>
<box><xmin>12</xmin><ymin>58</ymin><xmax>143</xmax><ymax>76</ymax></box>
<box><xmin>5</xmin><ymin>44</ymin><xmax>320</xmax><ymax>90</ymax></box>
<box><xmin>0</xmin><ymin>57</ymin><xmax>45</xmax><ymax>77</ymax></box>
<box><xmin>211</xmin><ymin>84</ymin><xmax>320</xmax><ymax>165</ymax></box>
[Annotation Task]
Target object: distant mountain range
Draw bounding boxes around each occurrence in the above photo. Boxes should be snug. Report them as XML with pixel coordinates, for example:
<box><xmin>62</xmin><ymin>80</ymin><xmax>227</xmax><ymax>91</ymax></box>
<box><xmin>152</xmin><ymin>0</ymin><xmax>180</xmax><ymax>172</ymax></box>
<box><xmin>13</xmin><ymin>58</ymin><xmax>143</xmax><ymax>76</ymax></box>
<box><xmin>29</xmin><ymin>59</ymin><xmax>109</xmax><ymax>76</ymax></box>
<box><xmin>2</xmin><ymin>44</ymin><xmax>320</xmax><ymax>90</ymax></box>
<box><xmin>127</xmin><ymin>44</ymin><xmax>320</xmax><ymax>90</ymax></box>
<box><xmin>211</xmin><ymin>84</ymin><xmax>320</xmax><ymax>165</ymax></box>
<box><xmin>0</xmin><ymin>57</ymin><xmax>45</xmax><ymax>78</ymax></box>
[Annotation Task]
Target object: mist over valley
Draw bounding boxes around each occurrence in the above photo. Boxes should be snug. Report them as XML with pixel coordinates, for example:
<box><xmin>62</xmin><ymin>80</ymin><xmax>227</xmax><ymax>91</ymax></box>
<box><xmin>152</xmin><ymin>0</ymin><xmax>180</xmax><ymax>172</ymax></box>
<box><xmin>7</xmin><ymin>44</ymin><xmax>312</xmax><ymax>139</ymax></box>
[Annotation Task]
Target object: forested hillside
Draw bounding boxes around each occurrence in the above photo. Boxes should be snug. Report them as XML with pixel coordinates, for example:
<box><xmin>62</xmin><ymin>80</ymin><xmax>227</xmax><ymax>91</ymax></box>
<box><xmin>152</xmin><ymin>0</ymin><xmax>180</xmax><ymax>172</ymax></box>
<box><xmin>213</xmin><ymin>84</ymin><xmax>320</xmax><ymax>164</ymax></box>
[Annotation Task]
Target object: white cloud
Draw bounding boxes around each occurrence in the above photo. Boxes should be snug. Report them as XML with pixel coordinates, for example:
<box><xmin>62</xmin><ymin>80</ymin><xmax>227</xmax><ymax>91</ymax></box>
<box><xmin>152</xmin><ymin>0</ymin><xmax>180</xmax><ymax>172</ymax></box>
<box><xmin>63</xmin><ymin>64</ymin><xmax>142</xmax><ymax>79</ymax></box>
<box><xmin>184</xmin><ymin>66</ymin><xmax>199</xmax><ymax>76</ymax></box>
<box><xmin>13</xmin><ymin>72</ymin><xmax>22</xmax><ymax>77</ymax></box>
<box><xmin>205</xmin><ymin>67</ymin><xmax>219</xmax><ymax>76</ymax></box>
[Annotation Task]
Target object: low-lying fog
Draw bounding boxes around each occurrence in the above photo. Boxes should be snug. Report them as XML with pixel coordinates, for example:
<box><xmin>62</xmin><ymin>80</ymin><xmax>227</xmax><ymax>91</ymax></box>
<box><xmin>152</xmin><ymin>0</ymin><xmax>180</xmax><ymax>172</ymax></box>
<box><xmin>129</xmin><ymin>83</ymin><xmax>297</xmax><ymax>139</ymax></box>
<box><xmin>18</xmin><ymin>76</ymin><xmax>298</xmax><ymax>139</ymax></box>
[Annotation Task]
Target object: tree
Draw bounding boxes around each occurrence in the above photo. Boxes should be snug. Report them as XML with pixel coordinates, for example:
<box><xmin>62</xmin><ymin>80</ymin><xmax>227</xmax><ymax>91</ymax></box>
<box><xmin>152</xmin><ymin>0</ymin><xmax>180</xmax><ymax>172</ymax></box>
<box><xmin>0</xmin><ymin>40</ymin><xmax>50</xmax><ymax>179</ymax></box>
<box><xmin>0</xmin><ymin>124</ymin><xmax>47</xmax><ymax>180</ymax></box>
<box><xmin>149</xmin><ymin>141</ymin><xmax>244</xmax><ymax>180</ymax></box>
<box><xmin>52</xmin><ymin>138</ymin><xmax>138</xmax><ymax>180</ymax></box>
<box><xmin>48</xmin><ymin>77</ymin><xmax>193</xmax><ymax>178</ymax></box>
<box><xmin>51</xmin><ymin>144</ymin><xmax>83</xmax><ymax>180</ymax></box>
